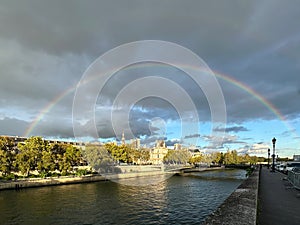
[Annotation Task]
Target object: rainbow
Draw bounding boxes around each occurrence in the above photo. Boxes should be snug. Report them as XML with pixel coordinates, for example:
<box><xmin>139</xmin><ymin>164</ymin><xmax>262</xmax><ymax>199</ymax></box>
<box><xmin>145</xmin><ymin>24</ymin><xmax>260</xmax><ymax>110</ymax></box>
<box><xmin>23</xmin><ymin>64</ymin><xmax>298</xmax><ymax>138</ymax></box>
<box><xmin>215</xmin><ymin>71</ymin><xmax>287</xmax><ymax>122</ymax></box>
<box><xmin>23</xmin><ymin>87</ymin><xmax>75</xmax><ymax>137</ymax></box>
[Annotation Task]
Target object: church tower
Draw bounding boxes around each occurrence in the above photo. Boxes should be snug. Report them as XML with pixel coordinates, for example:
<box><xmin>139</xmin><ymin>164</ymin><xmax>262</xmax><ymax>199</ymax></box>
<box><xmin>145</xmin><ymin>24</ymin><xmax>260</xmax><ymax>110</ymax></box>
<box><xmin>121</xmin><ymin>131</ymin><xmax>125</xmax><ymax>145</ymax></box>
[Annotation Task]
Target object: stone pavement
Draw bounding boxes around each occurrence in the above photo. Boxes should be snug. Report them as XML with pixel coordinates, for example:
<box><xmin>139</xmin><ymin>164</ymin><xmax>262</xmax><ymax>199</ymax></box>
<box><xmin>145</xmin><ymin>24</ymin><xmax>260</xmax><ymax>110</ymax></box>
<box><xmin>257</xmin><ymin>166</ymin><xmax>300</xmax><ymax>225</ymax></box>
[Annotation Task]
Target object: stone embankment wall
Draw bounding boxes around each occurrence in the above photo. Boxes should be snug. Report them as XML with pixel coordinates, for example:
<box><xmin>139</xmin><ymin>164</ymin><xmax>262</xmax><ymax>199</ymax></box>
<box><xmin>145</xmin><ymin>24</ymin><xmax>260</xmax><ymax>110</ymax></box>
<box><xmin>0</xmin><ymin>166</ymin><xmax>171</xmax><ymax>190</ymax></box>
<box><xmin>0</xmin><ymin>175</ymin><xmax>106</xmax><ymax>190</ymax></box>
<box><xmin>201</xmin><ymin>169</ymin><xmax>260</xmax><ymax>225</ymax></box>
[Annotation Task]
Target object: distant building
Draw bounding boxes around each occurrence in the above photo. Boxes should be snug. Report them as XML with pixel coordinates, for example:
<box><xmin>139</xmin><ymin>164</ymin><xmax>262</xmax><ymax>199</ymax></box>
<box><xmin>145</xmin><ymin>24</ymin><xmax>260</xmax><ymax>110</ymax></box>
<box><xmin>0</xmin><ymin>135</ymin><xmax>87</xmax><ymax>150</ymax></box>
<box><xmin>130</xmin><ymin>138</ymin><xmax>141</xmax><ymax>149</ymax></box>
<box><xmin>121</xmin><ymin>131</ymin><xmax>126</xmax><ymax>145</ymax></box>
<box><xmin>149</xmin><ymin>140</ymin><xmax>169</xmax><ymax>165</ymax></box>
<box><xmin>293</xmin><ymin>154</ymin><xmax>300</xmax><ymax>161</ymax></box>
<box><xmin>189</xmin><ymin>148</ymin><xmax>202</xmax><ymax>158</ymax></box>
<box><xmin>174</xmin><ymin>143</ymin><xmax>182</xmax><ymax>150</ymax></box>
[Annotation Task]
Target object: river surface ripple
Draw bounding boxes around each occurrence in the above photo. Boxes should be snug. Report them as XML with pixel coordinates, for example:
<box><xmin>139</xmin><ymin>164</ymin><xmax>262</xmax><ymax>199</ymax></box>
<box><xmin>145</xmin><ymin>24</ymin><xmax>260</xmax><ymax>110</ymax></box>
<box><xmin>0</xmin><ymin>169</ymin><xmax>246</xmax><ymax>225</ymax></box>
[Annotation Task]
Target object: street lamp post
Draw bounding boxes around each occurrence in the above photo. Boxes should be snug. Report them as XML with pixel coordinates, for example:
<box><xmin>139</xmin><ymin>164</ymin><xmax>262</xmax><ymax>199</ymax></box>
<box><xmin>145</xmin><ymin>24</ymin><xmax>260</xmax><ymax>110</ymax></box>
<box><xmin>267</xmin><ymin>148</ymin><xmax>270</xmax><ymax>169</ymax></box>
<box><xmin>272</xmin><ymin>137</ymin><xmax>276</xmax><ymax>172</ymax></box>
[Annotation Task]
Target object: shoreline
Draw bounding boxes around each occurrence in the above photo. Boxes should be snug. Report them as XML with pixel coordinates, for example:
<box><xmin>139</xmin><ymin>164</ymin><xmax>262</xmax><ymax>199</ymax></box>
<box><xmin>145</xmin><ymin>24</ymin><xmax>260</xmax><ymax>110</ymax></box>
<box><xmin>0</xmin><ymin>169</ymin><xmax>176</xmax><ymax>191</ymax></box>
<box><xmin>201</xmin><ymin>168</ymin><xmax>259</xmax><ymax>225</ymax></box>
<box><xmin>0</xmin><ymin>174</ymin><xmax>107</xmax><ymax>191</ymax></box>
<box><xmin>0</xmin><ymin>166</ymin><xmax>240</xmax><ymax>191</ymax></box>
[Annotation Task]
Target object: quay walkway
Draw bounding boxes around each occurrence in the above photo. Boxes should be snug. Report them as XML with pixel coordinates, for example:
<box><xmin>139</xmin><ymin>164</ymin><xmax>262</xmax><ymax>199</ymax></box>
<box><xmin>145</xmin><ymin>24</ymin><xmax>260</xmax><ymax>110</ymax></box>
<box><xmin>257</xmin><ymin>166</ymin><xmax>300</xmax><ymax>225</ymax></box>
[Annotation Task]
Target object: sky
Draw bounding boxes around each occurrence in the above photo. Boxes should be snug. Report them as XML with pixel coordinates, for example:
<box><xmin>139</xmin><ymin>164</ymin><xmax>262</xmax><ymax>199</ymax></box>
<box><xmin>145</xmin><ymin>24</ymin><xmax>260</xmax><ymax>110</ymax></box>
<box><xmin>0</xmin><ymin>0</ymin><xmax>300</xmax><ymax>157</ymax></box>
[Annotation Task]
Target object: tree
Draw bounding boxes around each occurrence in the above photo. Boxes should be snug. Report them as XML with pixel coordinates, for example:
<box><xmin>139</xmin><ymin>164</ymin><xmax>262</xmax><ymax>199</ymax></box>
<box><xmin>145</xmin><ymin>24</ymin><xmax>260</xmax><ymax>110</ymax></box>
<box><xmin>0</xmin><ymin>136</ymin><xmax>15</xmax><ymax>151</ymax></box>
<box><xmin>64</xmin><ymin>145</ymin><xmax>81</xmax><ymax>166</ymax></box>
<box><xmin>249</xmin><ymin>156</ymin><xmax>258</xmax><ymax>165</ymax></box>
<box><xmin>164</xmin><ymin>150</ymin><xmax>191</xmax><ymax>164</ymax></box>
<box><xmin>211</xmin><ymin>152</ymin><xmax>223</xmax><ymax>165</ymax></box>
<box><xmin>15</xmin><ymin>148</ymin><xmax>34</xmax><ymax>176</ymax></box>
<box><xmin>139</xmin><ymin>148</ymin><xmax>150</xmax><ymax>163</ymax></box>
<box><xmin>82</xmin><ymin>144</ymin><xmax>116</xmax><ymax>174</ymax></box>
<box><xmin>189</xmin><ymin>155</ymin><xmax>204</xmax><ymax>164</ymax></box>
<box><xmin>0</xmin><ymin>137</ymin><xmax>15</xmax><ymax>176</ymax></box>
<box><xmin>104</xmin><ymin>143</ymin><xmax>133</xmax><ymax>163</ymax></box>
<box><xmin>37</xmin><ymin>149</ymin><xmax>55</xmax><ymax>176</ymax></box>
<box><xmin>240</xmin><ymin>154</ymin><xmax>251</xmax><ymax>164</ymax></box>
<box><xmin>57</xmin><ymin>144</ymin><xmax>82</xmax><ymax>175</ymax></box>
<box><xmin>0</xmin><ymin>149</ymin><xmax>10</xmax><ymax>176</ymax></box>
<box><xmin>15</xmin><ymin>136</ymin><xmax>49</xmax><ymax>176</ymax></box>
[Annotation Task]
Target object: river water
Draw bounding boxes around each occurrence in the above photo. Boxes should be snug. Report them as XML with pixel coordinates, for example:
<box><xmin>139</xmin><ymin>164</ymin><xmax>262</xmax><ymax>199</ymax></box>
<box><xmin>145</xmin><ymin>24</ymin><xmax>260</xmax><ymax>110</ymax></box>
<box><xmin>0</xmin><ymin>169</ymin><xmax>246</xmax><ymax>225</ymax></box>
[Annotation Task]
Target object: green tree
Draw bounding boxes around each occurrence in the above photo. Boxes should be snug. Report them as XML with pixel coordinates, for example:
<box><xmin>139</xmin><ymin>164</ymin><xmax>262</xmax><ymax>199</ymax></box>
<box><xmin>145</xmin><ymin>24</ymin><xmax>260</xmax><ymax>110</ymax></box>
<box><xmin>65</xmin><ymin>145</ymin><xmax>81</xmax><ymax>166</ymax></box>
<box><xmin>223</xmin><ymin>150</ymin><xmax>241</xmax><ymax>165</ymax></box>
<box><xmin>0</xmin><ymin>137</ymin><xmax>15</xmax><ymax>176</ymax></box>
<box><xmin>50</xmin><ymin>143</ymin><xmax>67</xmax><ymax>170</ymax></box>
<box><xmin>15</xmin><ymin>148</ymin><xmax>35</xmax><ymax>176</ymax></box>
<box><xmin>240</xmin><ymin>154</ymin><xmax>251</xmax><ymax>164</ymax></box>
<box><xmin>37</xmin><ymin>149</ymin><xmax>55</xmax><ymax>176</ymax></box>
<box><xmin>82</xmin><ymin>144</ymin><xmax>117</xmax><ymax>174</ymax></box>
<box><xmin>57</xmin><ymin>144</ymin><xmax>81</xmax><ymax>175</ymax></box>
<box><xmin>164</xmin><ymin>150</ymin><xmax>191</xmax><ymax>164</ymax></box>
<box><xmin>105</xmin><ymin>143</ymin><xmax>132</xmax><ymax>163</ymax></box>
<box><xmin>15</xmin><ymin>136</ymin><xmax>49</xmax><ymax>176</ymax></box>
<box><xmin>249</xmin><ymin>156</ymin><xmax>258</xmax><ymax>165</ymax></box>
<box><xmin>211</xmin><ymin>152</ymin><xmax>224</xmax><ymax>165</ymax></box>
<box><xmin>189</xmin><ymin>155</ymin><xmax>204</xmax><ymax>164</ymax></box>
<box><xmin>0</xmin><ymin>149</ymin><xmax>10</xmax><ymax>176</ymax></box>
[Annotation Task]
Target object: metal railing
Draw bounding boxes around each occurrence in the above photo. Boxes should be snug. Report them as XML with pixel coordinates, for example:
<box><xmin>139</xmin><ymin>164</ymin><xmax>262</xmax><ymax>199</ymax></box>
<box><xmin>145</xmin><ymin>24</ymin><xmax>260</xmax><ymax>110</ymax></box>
<box><xmin>287</xmin><ymin>170</ymin><xmax>300</xmax><ymax>190</ymax></box>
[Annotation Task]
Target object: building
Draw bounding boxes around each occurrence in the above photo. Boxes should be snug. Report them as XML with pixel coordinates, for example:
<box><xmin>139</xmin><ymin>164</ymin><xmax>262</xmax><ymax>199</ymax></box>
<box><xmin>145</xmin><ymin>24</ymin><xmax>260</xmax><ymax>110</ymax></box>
<box><xmin>130</xmin><ymin>138</ymin><xmax>141</xmax><ymax>149</ymax></box>
<box><xmin>121</xmin><ymin>131</ymin><xmax>126</xmax><ymax>145</ymax></box>
<box><xmin>293</xmin><ymin>154</ymin><xmax>300</xmax><ymax>161</ymax></box>
<box><xmin>174</xmin><ymin>143</ymin><xmax>182</xmax><ymax>150</ymax></box>
<box><xmin>0</xmin><ymin>135</ymin><xmax>86</xmax><ymax>150</ymax></box>
<box><xmin>149</xmin><ymin>140</ymin><xmax>169</xmax><ymax>165</ymax></box>
<box><xmin>189</xmin><ymin>148</ymin><xmax>202</xmax><ymax>158</ymax></box>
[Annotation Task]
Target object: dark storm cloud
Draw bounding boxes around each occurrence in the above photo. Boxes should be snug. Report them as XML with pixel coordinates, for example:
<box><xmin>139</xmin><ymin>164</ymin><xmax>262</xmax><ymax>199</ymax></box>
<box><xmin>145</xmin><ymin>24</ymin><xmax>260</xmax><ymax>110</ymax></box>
<box><xmin>0</xmin><ymin>117</ymin><xmax>29</xmax><ymax>136</ymax></box>
<box><xmin>0</xmin><ymin>0</ymin><xmax>300</xmax><ymax>140</ymax></box>
<box><xmin>184</xmin><ymin>134</ymin><xmax>201</xmax><ymax>139</ymax></box>
<box><xmin>165</xmin><ymin>139</ymin><xmax>182</xmax><ymax>147</ymax></box>
<box><xmin>214</xmin><ymin>126</ymin><xmax>249</xmax><ymax>133</ymax></box>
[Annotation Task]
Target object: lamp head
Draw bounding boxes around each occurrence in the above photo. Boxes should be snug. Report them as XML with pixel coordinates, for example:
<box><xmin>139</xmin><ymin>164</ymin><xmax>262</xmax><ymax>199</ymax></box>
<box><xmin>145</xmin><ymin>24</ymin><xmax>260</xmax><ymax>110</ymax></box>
<box><xmin>272</xmin><ymin>137</ymin><xmax>276</xmax><ymax>144</ymax></box>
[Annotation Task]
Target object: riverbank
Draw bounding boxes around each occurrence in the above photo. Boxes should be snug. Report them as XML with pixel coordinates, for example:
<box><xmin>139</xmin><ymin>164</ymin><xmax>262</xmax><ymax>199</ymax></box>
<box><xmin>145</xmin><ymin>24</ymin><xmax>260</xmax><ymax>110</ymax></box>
<box><xmin>177</xmin><ymin>165</ymin><xmax>225</xmax><ymax>175</ymax></box>
<box><xmin>1</xmin><ymin>168</ymin><xmax>245</xmax><ymax>225</ymax></box>
<box><xmin>0</xmin><ymin>165</ymin><xmax>179</xmax><ymax>190</ymax></box>
<box><xmin>0</xmin><ymin>174</ymin><xmax>106</xmax><ymax>190</ymax></box>
<box><xmin>201</xmin><ymin>167</ymin><xmax>259</xmax><ymax>225</ymax></box>
<box><xmin>0</xmin><ymin>166</ymin><xmax>245</xmax><ymax>191</ymax></box>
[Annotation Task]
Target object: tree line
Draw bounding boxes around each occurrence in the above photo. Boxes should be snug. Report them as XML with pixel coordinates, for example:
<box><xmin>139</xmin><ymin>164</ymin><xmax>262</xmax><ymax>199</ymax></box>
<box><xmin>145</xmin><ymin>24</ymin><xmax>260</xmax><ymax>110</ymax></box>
<box><xmin>0</xmin><ymin>136</ymin><xmax>151</xmax><ymax>179</ymax></box>
<box><xmin>0</xmin><ymin>135</ymin><xmax>267</xmax><ymax>180</ymax></box>
<box><xmin>188</xmin><ymin>150</ymin><xmax>263</xmax><ymax>165</ymax></box>
<box><xmin>0</xmin><ymin>136</ymin><xmax>83</xmax><ymax>179</ymax></box>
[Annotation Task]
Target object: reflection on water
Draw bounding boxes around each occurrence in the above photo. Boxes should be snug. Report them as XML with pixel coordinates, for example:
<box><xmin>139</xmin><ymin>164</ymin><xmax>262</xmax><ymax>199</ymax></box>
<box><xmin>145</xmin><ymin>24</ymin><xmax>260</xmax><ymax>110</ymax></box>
<box><xmin>0</xmin><ymin>169</ymin><xmax>246</xmax><ymax>225</ymax></box>
<box><xmin>189</xmin><ymin>168</ymin><xmax>247</xmax><ymax>181</ymax></box>
<box><xmin>109</xmin><ymin>173</ymin><xmax>173</xmax><ymax>186</ymax></box>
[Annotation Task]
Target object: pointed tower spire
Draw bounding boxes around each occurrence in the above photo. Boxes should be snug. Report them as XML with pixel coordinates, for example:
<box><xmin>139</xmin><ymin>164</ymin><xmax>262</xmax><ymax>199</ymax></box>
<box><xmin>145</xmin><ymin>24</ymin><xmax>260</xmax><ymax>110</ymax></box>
<box><xmin>121</xmin><ymin>131</ymin><xmax>125</xmax><ymax>145</ymax></box>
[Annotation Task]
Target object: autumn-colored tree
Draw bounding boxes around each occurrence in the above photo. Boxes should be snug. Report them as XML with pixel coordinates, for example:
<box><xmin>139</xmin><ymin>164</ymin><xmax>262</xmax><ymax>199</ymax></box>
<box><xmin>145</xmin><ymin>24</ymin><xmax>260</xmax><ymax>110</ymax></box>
<box><xmin>223</xmin><ymin>150</ymin><xmax>240</xmax><ymax>165</ymax></box>
<box><xmin>211</xmin><ymin>152</ymin><xmax>224</xmax><ymax>165</ymax></box>
<box><xmin>164</xmin><ymin>150</ymin><xmax>191</xmax><ymax>164</ymax></box>
<box><xmin>189</xmin><ymin>155</ymin><xmax>203</xmax><ymax>164</ymax></box>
